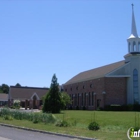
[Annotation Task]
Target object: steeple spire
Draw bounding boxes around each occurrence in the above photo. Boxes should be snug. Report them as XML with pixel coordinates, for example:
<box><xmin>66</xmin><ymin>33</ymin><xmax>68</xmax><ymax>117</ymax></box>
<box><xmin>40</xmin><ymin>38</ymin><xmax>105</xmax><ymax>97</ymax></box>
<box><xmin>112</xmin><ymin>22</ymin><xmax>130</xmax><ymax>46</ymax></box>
<box><xmin>131</xmin><ymin>3</ymin><xmax>138</xmax><ymax>37</ymax></box>
<box><xmin>127</xmin><ymin>4</ymin><xmax>140</xmax><ymax>54</ymax></box>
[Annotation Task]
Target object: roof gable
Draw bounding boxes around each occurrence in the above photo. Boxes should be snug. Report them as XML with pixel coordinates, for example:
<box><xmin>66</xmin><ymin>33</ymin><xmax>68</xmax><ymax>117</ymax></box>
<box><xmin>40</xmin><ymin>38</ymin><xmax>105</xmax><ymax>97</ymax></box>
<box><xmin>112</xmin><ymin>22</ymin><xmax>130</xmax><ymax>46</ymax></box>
<box><xmin>30</xmin><ymin>92</ymin><xmax>40</xmax><ymax>100</ymax></box>
<box><xmin>64</xmin><ymin>60</ymin><xmax>125</xmax><ymax>85</ymax></box>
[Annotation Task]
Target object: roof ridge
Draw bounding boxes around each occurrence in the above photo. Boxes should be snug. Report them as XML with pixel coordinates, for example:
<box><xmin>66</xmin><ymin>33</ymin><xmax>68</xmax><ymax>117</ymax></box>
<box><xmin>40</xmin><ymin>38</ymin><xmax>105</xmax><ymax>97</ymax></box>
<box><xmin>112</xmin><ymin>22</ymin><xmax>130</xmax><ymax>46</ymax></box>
<box><xmin>10</xmin><ymin>86</ymin><xmax>49</xmax><ymax>90</ymax></box>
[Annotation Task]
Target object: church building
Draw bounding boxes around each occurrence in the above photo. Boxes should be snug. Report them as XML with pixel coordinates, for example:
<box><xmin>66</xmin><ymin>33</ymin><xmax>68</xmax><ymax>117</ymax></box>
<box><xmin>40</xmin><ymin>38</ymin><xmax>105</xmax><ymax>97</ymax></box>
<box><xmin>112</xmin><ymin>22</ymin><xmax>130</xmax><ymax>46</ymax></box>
<box><xmin>63</xmin><ymin>5</ymin><xmax>140</xmax><ymax>110</ymax></box>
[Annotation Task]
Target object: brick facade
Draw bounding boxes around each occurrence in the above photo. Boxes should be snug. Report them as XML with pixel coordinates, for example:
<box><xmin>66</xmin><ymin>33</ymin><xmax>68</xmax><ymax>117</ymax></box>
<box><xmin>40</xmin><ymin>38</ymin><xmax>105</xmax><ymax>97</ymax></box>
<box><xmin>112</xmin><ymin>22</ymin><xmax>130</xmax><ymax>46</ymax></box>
<box><xmin>104</xmin><ymin>77</ymin><xmax>127</xmax><ymax>106</ymax></box>
<box><xmin>63</xmin><ymin>77</ymin><xmax>127</xmax><ymax>110</ymax></box>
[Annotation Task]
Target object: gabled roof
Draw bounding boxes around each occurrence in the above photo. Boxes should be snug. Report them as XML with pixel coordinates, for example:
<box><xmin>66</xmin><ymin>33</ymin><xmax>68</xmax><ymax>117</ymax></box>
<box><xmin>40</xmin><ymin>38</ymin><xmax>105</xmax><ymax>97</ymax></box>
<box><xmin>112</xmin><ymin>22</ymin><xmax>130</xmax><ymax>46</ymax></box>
<box><xmin>64</xmin><ymin>60</ymin><xmax>125</xmax><ymax>85</ymax></box>
<box><xmin>0</xmin><ymin>93</ymin><xmax>8</xmax><ymax>101</ymax></box>
<box><xmin>9</xmin><ymin>86</ymin><xmax>49</xmax><ymax>100</ymax></box>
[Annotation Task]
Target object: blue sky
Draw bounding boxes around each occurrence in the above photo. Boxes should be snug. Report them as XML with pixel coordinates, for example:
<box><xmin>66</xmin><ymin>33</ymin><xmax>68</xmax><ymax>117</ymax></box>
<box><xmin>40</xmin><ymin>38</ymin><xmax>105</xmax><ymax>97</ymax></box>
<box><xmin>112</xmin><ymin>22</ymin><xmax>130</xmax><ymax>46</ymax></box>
<box><xmin>1</xmin><ymin>0</ymin><xmax>140</xmax><ymax>87</ymax></box>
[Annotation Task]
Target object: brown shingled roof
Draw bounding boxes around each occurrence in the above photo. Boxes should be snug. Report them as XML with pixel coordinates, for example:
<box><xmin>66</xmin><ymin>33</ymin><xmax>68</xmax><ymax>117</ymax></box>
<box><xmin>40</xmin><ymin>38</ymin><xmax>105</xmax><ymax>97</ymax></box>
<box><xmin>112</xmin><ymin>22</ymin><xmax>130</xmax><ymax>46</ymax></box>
<box><xmin>9</xmin><ymin>86</ymin><xmax>49</xmax><ymax>100</ymax></box>
<box><xmin>65</xmin><ymin>60</ymin><xmax>125</xmax><ymax>85</ymax></box>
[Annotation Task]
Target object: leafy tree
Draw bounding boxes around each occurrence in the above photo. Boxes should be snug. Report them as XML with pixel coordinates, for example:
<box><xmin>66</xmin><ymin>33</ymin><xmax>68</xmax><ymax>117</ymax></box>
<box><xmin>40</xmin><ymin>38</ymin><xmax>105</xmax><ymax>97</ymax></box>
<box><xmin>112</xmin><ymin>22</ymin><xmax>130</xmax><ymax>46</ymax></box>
<box><xmin>15</xmin><ymin>83</ymin><xmax>21</xmax><ymax>87</ymax></box>
<box><xmin>0</xmin><ymin>84</ymin><xmax>9</xmax><ymax>94</ymax></box>
<box><xmin>43</xmin><ymin>74</ymin><xmax>62</xmax><ymax>113</ymax></box>
<box><xmin>0</xmin><ymin>89</ymin><xmax>3</xmax><ymax>93</ymax></box>
<box><xmin>60</xmin><ymin>92</ymin><xmax>71</xmax><ymax>109</ymax></box>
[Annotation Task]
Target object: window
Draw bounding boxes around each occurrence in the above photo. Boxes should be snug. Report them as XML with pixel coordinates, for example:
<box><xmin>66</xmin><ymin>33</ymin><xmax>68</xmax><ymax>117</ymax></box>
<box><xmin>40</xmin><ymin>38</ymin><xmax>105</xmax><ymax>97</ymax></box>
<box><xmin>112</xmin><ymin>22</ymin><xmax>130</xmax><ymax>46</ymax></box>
<box><xmin>89</xmin><ymin>92</ymin><xmax>90</xmax><ymax>106</ymax></box>
<box><xmin>133</xmin><ymin>42</ymin><xmax>136</xmax><ymax>51</ymax></box>
<box><xmin>139</xmin><ymin>42</ymin><xmax>140</xmax><ymax>51</ymax></box>
<box><xmin>75</xmin><ymin>94</ymin><xmax>77</xmax><ymax>106</ymax></box>
<box><xmin>78</xmin><ymin>93</ymin><xmax>79</xmax><ymax>106</ymax></box>
<box><xmin>81</xmin><ymin>93</ymin><xmax>83</xmax><ymax>106</ymax></box>
<box><xmin>76</xmin><ymin>86</ymin><xmax>78</xmax><ymax>90</ymax></box>
<box><xmin>92</xmin><ymin>92</ymin><xmax>94</xmax><ymax>106</ymax></box>
<box><xmin>84</xmin><ymin>93</ymin><xmax>86</xmax><ymax>106</ymax></box>
<box><xmin>133</xmin><ymin>69</ymin><xmax>139</xmax><ymax>104</ymax></box>
<box><xmin>128</xmin><ymin>43</ymin><xmax>131</xmax><ymax>52</ymax></box>
<box><xmin>90</xmin><ymin>84</ymin><xmax>93</xmax><ymax>88</ymax></box>
<box><xmin>72</xmin><ymin>94</ymin><xmax>74</xmax><ymax>105</ymax></box>
<box><xmin>97</xmin><ymin>99</ymin><xmax>101</xmax><ymax>108</ymax></box>
<box><xmin>83</xmin><ymin>85</ymin><xmax>85</xmax><ymax>89</ymax></box>
<box><xmin>70</xmin><ymin>88</ymin><xmax>72</xmax><ymax>91</ymax></box>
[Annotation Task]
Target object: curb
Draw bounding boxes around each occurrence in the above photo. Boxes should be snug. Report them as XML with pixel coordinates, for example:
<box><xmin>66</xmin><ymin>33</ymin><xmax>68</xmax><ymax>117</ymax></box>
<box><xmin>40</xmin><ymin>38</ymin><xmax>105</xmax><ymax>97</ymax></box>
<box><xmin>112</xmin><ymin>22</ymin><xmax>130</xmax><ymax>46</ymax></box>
<box><xmin>0</xmin><ymin>123</ymin><xmax>96</xmax><ymax>140</ymax></box>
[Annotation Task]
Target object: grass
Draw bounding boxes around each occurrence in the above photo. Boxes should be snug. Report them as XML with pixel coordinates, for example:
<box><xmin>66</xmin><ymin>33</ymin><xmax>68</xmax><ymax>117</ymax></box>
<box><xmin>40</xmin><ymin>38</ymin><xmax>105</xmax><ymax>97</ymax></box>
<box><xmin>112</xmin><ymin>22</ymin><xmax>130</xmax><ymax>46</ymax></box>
<box><xmin>0</xmin><ymin>110</ymin><xmax>140</xmax><ymax>140</ymax></box>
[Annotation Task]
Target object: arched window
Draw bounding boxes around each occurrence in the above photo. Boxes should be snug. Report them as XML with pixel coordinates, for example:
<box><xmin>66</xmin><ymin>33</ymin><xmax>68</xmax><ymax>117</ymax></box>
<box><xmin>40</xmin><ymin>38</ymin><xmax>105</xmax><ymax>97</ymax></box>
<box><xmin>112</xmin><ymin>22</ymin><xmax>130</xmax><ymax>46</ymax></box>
<box><xmin>133</xmin><ymin>42</ymin><xmax>136</xmax><ymax>51</ymax></box>
<box><xmin>128</xmin><ymin>42</ymin><xmax>131</xmax><ymax>52</ymax></box>
<box><xmin>133</xmin><ymin>69</ymin><xmax>139</xmax><ymax>104</ymax></box>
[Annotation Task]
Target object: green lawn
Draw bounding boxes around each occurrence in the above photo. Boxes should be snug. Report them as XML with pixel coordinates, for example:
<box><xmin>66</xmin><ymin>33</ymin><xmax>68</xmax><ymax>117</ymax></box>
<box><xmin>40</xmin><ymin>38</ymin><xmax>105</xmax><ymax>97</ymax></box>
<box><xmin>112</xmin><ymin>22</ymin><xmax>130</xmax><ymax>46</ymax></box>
<box><xmin>0</xmin><ymin>110</ymin><xmax>140</xmax><ymax>140</ymax></box>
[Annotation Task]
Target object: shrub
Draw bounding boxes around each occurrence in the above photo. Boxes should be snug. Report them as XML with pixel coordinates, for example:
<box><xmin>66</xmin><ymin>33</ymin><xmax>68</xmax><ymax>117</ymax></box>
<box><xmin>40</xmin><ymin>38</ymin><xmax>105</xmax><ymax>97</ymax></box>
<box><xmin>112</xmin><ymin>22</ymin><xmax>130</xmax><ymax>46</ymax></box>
<box><xmin>82</xmin><ymin>106</ymin><xmax>86</xmax><ymax>110</ymax></box>
<box><xmin>96</xmin><ymin>107</ymin><xmax>101</xmax><ymax>111</ymax></box>
<box><xmin>133</xmin><ymin>104</ymin><xmax>140</xmax><ymax>111</ymax></box>
<box><xmin>3</xmin><ymin>115</ymin><xmax>13</xmax><ymax>120</ymax></box>
<box><xmin>55</xmin><ymin>120</ymin><xmax>70</xmax><ymax>127</ymax></box>
<box><xmin>12</xmin><ymin>100</ymin><xmax>20</xmax><ymax>109</ymax></box>
<box><xmin>72</xmin><ymin>119</ymin><xmax>77</xmax><ymax>126</ymax></box>
<box><xmin>32</xmin><ymin>113</ymin><xmax>39</xmax><ymax>123</ymax></box>
<box><xmin>127</xmin><ymin>104</ymin><xmax>133</xmax><ymax>111</ymax></box>
<box><xmin>76</xmin><ymin>106</ymin><xmax>79</xmax><ymax>110</ymax></box>
<box><xmin>88</xmin><ymin>121</ymin><xmax>100</xmax><ymax>131</ymax></box>
<box><xmin>68</xmin><ymin>106</ymin><xmax>73</xmax><ymax>110</ymax></box>
<box><xmin>104</xmin><ymin>104</ymin><xmax>139</xmax><ymax>111</ymax></box>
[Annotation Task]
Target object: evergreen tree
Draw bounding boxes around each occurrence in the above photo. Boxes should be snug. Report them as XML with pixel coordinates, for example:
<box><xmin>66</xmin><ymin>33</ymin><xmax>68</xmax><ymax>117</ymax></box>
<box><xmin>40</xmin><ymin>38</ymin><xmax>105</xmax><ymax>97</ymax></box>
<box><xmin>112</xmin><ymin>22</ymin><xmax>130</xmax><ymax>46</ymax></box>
<box><xmin>15</xmin><ymin>83</ymin><xmax>21</xmax><ymax>87</ymax></box>
<box><xmin>43</xmin><ymin>74</ymin><xmax>61</xmax><ymax>113</ymax></box>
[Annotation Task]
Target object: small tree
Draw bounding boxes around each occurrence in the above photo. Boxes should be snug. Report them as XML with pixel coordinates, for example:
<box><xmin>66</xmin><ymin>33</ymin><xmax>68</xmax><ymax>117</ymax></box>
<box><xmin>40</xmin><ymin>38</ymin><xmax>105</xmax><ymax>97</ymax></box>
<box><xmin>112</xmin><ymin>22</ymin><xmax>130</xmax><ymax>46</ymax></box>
<box><xmin>43</xmin><ymin>74</ymin><xmax>62</xmax><ymax>113</ymax></box>
<box><xmin>0</xmin><ymin>84</ymin><xmax>9</xmax><ymax>94</ymax></box>
<box><xmin>60</xmin><ymin>92</ymin><xmax>71</xmax><ymax>109</ymax></box>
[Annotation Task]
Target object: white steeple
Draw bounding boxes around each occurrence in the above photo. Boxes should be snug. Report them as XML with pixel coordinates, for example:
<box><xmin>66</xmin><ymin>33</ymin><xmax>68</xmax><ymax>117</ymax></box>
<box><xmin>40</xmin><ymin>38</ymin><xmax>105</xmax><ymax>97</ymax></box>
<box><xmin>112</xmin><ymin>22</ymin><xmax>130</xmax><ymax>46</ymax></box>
<box><xmin>127</xmin><ymin>4</ymin><xmax>140</xmax><ymax>54</ymax></box>
<box><xmin>129</xmin><ymin>4</ymin><xmax>138</xmax><ymax>38</ymax></box>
